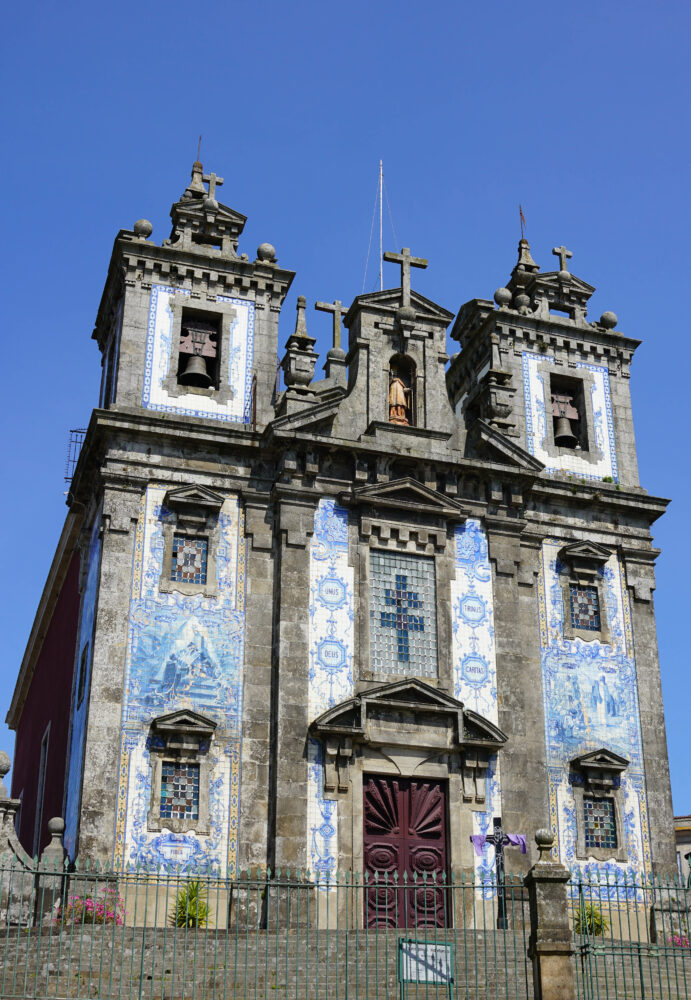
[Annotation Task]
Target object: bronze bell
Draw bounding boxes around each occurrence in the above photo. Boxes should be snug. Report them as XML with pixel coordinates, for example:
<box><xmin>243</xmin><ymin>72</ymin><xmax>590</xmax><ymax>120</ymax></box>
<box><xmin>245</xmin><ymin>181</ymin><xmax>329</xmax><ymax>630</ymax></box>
<box><xmin>554</xmin><ymin>415</ymin><xmax>578</xmax><ymax>448</ymax></box>
<box><xmin>179</xmin><ymin>353</ymin><xmax>212</xmax><ymax>388</ymax></box>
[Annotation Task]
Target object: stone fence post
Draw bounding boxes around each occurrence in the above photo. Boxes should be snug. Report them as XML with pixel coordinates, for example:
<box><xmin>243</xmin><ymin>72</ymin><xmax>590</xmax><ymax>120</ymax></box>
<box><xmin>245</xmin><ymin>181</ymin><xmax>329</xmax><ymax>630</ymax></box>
<box><xmin>525</xmin><ymin>829</ymin><xmax>576</xmax><ymax>1000</ymax></box>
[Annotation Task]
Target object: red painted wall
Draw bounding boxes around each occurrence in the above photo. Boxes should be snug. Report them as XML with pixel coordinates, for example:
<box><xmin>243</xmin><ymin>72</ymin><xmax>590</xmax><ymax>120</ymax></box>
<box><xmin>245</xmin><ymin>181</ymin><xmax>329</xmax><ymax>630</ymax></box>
<box><xmin>11</xmin><ymin>551</ymin><xmax>80</xmax><ymax>856</ymax></box>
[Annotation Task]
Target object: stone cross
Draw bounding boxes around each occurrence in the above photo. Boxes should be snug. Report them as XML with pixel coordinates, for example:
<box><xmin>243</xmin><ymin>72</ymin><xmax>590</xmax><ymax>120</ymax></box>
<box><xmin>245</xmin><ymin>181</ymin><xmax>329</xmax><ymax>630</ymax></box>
<box><xmin>315</xmin><ymin>299</ymin><xmax>348</xmax><ymax>351</ymax></box>
<box><xmin>203</xmin><ymin>172</ymin><xmax>224</xmax><ymax>200</ymax></box>
<box><xmin>383</xmin><ymin>247</ymin><xmax>428</xmax><ymax>308</ymax></box>
<box><xmin>552</xmin><ymin>245</ymin><xmax>573</xmax><ymax>273</ymax></box>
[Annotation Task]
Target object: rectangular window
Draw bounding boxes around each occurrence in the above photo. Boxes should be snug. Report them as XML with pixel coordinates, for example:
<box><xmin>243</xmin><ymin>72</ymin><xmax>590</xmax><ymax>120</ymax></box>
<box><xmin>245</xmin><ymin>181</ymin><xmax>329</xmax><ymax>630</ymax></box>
<box><xmin>570</xmin><ymin>584</ymin><xmax>601</xmax><ymax>631</ymax></box>
<box><xmin>171</xmin><ymin>535</ymin><xmax>208</xmax><ymax>585</ymax></box>
<box><xmin>369</xmin><ymin>551</ymin><xmax>437</xmax><ymax>677</ymax></box>
<box><xmin>160</xmin><ymin>762</ymin><xmax>200</xmax><ymax>821</ymax></box>
<box><xmin>584</xmin><ymin>795</ymin><xmax>617</xmax><ymax>850</ymax></box>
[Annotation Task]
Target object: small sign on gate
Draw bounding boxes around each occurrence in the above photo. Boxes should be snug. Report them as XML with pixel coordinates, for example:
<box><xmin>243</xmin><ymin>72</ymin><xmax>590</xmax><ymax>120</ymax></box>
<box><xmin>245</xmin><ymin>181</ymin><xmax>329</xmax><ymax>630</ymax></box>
<box><xmin>398</xmin><ymin>939</ymin><xmax>454</xmax><ymax>984</ymax></box>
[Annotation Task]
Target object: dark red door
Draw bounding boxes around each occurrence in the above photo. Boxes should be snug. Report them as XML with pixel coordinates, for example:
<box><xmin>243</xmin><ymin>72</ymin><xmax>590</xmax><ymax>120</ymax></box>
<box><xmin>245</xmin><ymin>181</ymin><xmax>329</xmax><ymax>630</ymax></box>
<box><xmin>363</xmin><ymin>775</ymin><xmax>448</xmax><ymax>928</ymax></box>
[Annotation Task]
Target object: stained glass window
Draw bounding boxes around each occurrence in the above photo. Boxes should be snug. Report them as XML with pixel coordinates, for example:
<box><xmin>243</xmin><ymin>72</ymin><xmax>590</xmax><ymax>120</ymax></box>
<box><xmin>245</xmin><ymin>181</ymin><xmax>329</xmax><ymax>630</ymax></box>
<box><xmin>171</xmin><ymin>535</ymin><xmax>208</xmax><ymax>585</ymax></box>
<box><xmin>370</xmin><ymin>551</ymin><xmax>437</xmax><ymax>677</ymax></box>
<box><xmin>584</xmin><ymin>796</ymin><xmax>617</xmax><ymax>850</ymax></box>
<box><xmin>570</xmin><ymin>584</ymin><xmax>601</xmax><ymax>631</ymax></box>
<box><xmin>160</xmin><ymin>762</ymin><xmax>200</xmax><ymax>821</ymax></box>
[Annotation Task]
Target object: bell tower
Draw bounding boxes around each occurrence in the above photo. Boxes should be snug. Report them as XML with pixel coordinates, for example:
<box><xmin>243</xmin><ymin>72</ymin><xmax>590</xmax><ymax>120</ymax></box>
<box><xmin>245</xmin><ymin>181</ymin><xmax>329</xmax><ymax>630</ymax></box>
<box><xmin>92</xmin><ymin>161</ymin><xmax>294</xmax><ymax>430</ymax></box>
<box><xmin>447</xmin><ymin>239</ymin><xmax>640</xmax><ymax>488</ymax></box>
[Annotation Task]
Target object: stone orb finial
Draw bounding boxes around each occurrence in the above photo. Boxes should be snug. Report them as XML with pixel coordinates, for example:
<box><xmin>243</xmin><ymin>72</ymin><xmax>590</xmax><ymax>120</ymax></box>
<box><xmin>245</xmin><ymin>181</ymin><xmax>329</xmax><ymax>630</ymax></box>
<box><xmin>133</xmin><ymin>219</ymin><xmax>153</xmax><ymax>239</ymax></box>
<box><xmin>600</xmin><ymin>310</ymin><xmax>618</xmax><ymax>329</ymax></box>
<box><xmin>47</xmin><ymin>817</ymin><xmax>65</xmax><ymax>836</ymax></box>
<box><xmin>494</xmin><ymin>287</ymin><xmax>512</xmax><ymax>309</ymax></box>
<box><xmin>396</xmin><ymin>304</ymin><xmax>416</xmax><ymax>326</ymax></box>
<box><xmin>535</xmin><ymin>828</ymin><xmax>555</xmax><ymax>861</ymax></box>
<box><xmin>256</xmin><ymin>242</ymin><xmax>277</xmax><ymax>263</ymax></box>
<box><xmin>203</xmin><ymin>196</ymin><xmax>219</xmax><ymax>212</ymax></box>
<box><xmin>0</xmin><ymin>750</ymin><xmax>10</xmax><ymax>779</ymax></box>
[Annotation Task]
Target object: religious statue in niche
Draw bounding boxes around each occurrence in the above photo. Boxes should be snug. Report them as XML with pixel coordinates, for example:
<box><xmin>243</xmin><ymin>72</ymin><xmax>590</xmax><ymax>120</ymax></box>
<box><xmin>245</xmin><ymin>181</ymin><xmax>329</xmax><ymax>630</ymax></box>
<box><xmin>388</xmin><ymin>356</ymin><xmax>415</xmax><ymax>426</ymax></box>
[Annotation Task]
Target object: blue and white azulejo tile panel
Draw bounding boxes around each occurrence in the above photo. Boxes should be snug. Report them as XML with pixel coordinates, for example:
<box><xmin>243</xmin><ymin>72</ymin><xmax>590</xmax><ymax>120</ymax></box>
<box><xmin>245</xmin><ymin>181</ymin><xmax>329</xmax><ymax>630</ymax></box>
<box><xmin>306</xmin><ymin>499</ymin><xmax>355</xmax><ymax>876</ymax></box>
<box><xmin>114</xmin><ymin>486</ymin><xmax>245</xmax><ymax>874</ymax></box>
<box><xmin>142</xmin><ymin>285</ymin><xmax>255</xmax><ymax>423</ymax></box>
<box><xmin>451</xmin><ymin>519</ymin><xmax>502</xmax><ymax>888</ymax></box>
<box><xmin>522</xmin><ymin>352</ymin><xmax>618</xmax><ymax>482</ymax></box>
<box><xmin>537</xmin><ymin>539</ymin><xmax>650</xmax><ymax>880</ymax></box>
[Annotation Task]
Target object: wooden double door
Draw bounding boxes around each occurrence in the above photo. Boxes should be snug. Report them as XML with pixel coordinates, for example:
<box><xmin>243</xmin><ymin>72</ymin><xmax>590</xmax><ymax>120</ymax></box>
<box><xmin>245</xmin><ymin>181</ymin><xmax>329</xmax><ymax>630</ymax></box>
<box><xmin>363</xmin><ymin>774</ymin><xmax>449</xmax><ymax>928</ymax></box>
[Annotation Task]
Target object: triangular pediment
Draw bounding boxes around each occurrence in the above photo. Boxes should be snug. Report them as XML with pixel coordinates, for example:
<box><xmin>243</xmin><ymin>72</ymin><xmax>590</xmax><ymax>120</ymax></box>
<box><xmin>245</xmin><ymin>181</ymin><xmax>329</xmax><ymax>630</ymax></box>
<box><xmin>571</xmin><ymin>747</ymin><xmax>629</xmax><ymax>773</ymax></box>
<box><xmin>164</xmin><ymin>484</ymin><xmax>225</xmax><ymax>511</ymax></box>
<box><xmin>468</xmin><ymin>419</ymin><xmax>544</xmax><ymax>471</ymax></box>
<box><xmin>151</xmin><ymin>710</ymin><xmax>217</xmax><ymax>737</ymax></box>
<box><xmin>559</xmin><ymin>540</ymin><xmax>611</xmax><ymax>562</ymax></box>
<box><xmin>170</xmin><ymin>195</ymin><xmax>247</xmax><ymax>233</ymax></box>
<box><xmin>347</xmin><ymin>478</ymin><xmax>465</xmax><ymax>519</ymax></box>
<box><xmin>310</xmin><ymin>678</ymin><xmax>507</xmax><ymax>753</ymax></box>
<box><xmin>346</xmin><ymin>289</ymin><xmax>454</xmax><ymax>325</ymax></box>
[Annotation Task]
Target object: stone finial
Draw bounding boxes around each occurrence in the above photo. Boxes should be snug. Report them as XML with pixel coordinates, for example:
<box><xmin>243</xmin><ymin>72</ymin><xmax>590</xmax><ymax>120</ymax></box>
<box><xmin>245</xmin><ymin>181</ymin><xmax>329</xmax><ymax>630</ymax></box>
<box><xmin>600</xmin><ymin>310</ymin><xmax>618</xmax><ymax>329</ymax></box>
<box><xmin>293</xmin><ymin>296</ymin><xmax>310</xmax><ymax>341</ymax></box>
<box><xmin>535</xmin><ymin>828</ymin><xmax>555</xmax><ymax>861</ymax></box>
<box><xmin>186</xmin><ymin>160</ymin><xmax>207</xmax><ymax>196</ymax></box>
<box><xmin>281</xmin><ymin>296</ymin><xmax>318</xmax><ymax>392</ymax></box>
<box><xmin>494</xmin><ymin>287</ymin><xmax>512</xmax><ymax>309</ymax></box>
<box><xmin>134</xmin><ymin>219</ymin><xmax>153</xmax><ymax>239</ymax></box>
<box><xmin>0</xmin><ymin>750</ymin><xmax>10</xmax><ymax>798</ymax></box>
<box><xmin>256</xmin><ymin>242</ymin><xmax>277</xmax><ymax>264</ymax></box>
<box><xmin>515</xmin><ymin>238</ymin><xmax>539</xmax><ymax>272</ymax></box>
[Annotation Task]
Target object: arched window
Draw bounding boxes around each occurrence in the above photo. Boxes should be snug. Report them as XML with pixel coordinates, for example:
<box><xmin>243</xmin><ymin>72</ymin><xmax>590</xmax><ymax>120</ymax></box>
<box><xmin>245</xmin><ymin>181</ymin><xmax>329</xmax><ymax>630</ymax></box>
<box><xmin>388</xmin><ymin>354</ymin><xmax>416</xmax><ymax>426</ymax></box>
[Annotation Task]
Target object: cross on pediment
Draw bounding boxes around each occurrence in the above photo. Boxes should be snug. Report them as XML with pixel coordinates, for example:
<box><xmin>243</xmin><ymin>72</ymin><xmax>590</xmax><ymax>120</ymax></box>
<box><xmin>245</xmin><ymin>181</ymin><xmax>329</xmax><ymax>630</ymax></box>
<box><xmin>552</xmin><ymin>244</ymin><xmax>573</xmax><ymax>273</ymax></box>
<box><xmin>383</xmin><ymin>247</ymin><xmax>428</xmax><ymax>308</ymax></box>
<box><xmin>315</xmin><ymin>299</ymin><xmax>348</xmax><ymax>351</ymax></box>
<box><xmin>203</xmin><ymin>171</ymin><xmax>224</xmax><ymax>200</ymax></box>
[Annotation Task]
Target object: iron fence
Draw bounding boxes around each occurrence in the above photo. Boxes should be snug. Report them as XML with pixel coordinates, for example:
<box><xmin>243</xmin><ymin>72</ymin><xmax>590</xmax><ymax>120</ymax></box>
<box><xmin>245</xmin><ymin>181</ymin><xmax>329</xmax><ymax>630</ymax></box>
<box><xmin>0</xmin><ymin>859</ymin><xmax>530</xmax><ymax>1000</ymax></box>
<box><xmin>569</xmin><ymin>868</ymin><xmax>691</xmax><ymax>999</ymax></box>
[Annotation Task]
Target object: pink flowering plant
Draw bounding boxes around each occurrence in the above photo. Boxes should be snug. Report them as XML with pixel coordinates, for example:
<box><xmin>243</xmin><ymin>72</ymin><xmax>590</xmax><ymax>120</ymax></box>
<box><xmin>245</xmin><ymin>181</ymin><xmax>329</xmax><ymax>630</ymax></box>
<box><xmin>55</xmin><ymin>885</ymin><xmax>124</xmax><ymax>926</ymax></box>
<box><xmin>669</xmin><ymin>934</ymin><xmax>690</xmax><ymax>948</ymax></box>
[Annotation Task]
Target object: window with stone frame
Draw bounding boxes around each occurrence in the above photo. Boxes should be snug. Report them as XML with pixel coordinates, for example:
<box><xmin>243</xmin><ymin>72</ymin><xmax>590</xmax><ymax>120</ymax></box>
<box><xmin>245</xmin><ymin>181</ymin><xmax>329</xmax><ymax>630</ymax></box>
<box><xmin>569</xmin><ymin>584</ymin><xmax>601</xmax><ymax>632</ymax></box>
<box><xmin>159</xmin><ymin>486</ymin><xmax>224</xmax><ymax>599</ymax></box>
<box><xmin>147</xmin><ymin>711</ymin><xmax>216</xmax><ymax>835</ymax></box>
<box><xmin>559</xmin><ymin>542</ymin><xmax>611</xmax><ymax>644</ymax></box>
<box><xmin>369</xmin><ymin>550</ymin><xmax>437</xmax><ymax>677</ymax></box>
<box><xmin>583</xmin><ymin>795</ymin><xmax>617</xmax><ymax>850</ymax></box>
<box><xmin>571</xmin><ymin>749</ymin><xmax>628</xmax><ymax>862</ymax></box>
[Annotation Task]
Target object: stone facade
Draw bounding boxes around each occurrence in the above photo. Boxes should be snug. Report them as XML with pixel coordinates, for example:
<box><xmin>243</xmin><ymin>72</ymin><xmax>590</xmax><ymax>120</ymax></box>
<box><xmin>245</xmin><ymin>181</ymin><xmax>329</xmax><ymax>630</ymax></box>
<box><xmin>5</xmin><ymin>164</ymin><xmax>676</xmax><ymax>890</ymax></box>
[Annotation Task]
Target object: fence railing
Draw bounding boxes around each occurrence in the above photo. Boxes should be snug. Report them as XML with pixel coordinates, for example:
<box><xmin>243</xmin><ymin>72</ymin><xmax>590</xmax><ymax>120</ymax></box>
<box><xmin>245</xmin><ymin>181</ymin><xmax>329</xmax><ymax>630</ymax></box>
<box><xmin>0</xmin><ymin>860</ymin><xmax>531</xmax><ymax>1000</ymax></box>
<box><xmin>568</xmin><ymin>868</ymin><xmax>691</xmax><ymax>999</ymax></box>
<box><xmin>1</xmin><ymin>855</ymin><xmax>691</xmax><ymax>1000</ymax></box>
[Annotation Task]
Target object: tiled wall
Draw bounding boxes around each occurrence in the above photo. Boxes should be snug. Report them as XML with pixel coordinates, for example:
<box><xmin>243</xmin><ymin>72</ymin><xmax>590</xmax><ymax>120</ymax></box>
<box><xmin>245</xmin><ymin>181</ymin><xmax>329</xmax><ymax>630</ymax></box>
<box><xmin>143</xmin><ymin>285</ymin><xmax>255</xmax><ymax>423</ymax></box>
<box><xmin>522</xmin><ymin>352</ymin><xmax>618</xmax><ymax>482</ymax></box>
<box><xmin>113</xmin><ymin>486</ymin><xmax>245</xmax><ymax>874</ymax></box>
<box><xmin>451</xmin><ymin>520</ymin><xmax>501</xmax><ymax>887</ymax></box>
<box><xmin>64</xmin><ymin>510</ymin><xmax>102</xmax><ymax>860</ymax></box>
<box><xmin>537</xmin><ymin>540</ymin><xmax>650</xmax><ymax>880</ymax></box>
<box><xmin>306</xmin><ymin>499</ymin><xmax>354</xmax><ymax>876</ymax></box>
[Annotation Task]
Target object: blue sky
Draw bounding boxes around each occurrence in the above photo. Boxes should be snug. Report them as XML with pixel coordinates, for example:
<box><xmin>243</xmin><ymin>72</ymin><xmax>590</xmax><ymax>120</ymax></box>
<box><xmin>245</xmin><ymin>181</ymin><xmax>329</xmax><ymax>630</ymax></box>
<box><xmin>1</xmin><ymin>1</ymin><xmax>689</xmax><ymax>814</ymax></box>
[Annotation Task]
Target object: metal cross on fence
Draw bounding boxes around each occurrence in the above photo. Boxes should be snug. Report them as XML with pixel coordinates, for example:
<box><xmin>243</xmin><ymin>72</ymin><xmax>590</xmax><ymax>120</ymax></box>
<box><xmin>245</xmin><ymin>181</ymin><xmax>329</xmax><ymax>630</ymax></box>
<box><xmin>552</xmin><ymin>244</ymin><xmax>573</xmax><ymax>273</ymax></box>
<box><xmin>315</xmin><ymin>299</ymin><xmax>348</xmax><ymax>351</ymax></box>
<box><xmin>383</xmin><ymin>247</ymin><xmax>428</xmax><ymax>308</ymax></box>
<box><xmin>380</xmin><ymin>573</ymin><xmax>424</xmax><ymax>663</ymax></box>
<box><xmin>477</xmin><ymin>817</ymin><xmax>526</xmax><ymax>929</ymax></box>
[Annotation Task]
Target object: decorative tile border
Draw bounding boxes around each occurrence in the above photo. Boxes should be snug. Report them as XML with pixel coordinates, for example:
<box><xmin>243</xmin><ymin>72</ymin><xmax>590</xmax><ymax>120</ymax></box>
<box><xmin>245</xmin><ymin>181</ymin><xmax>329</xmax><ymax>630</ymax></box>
<box><xmin>113</xmin><ymin>487</ymin><xmax>245</xmax><ymax>873</ymax></box>
<box><xmin>537</xmin><ymin>540</ymin><xmax>650</xmax><ymax>881</ymax></box>
<box><xmin>522</xmin><ymin>352</ymin><xmax>618</xmax><ymax>482</ymax></box>
<box><xmin>306</xmin><ymin>499</ymin><xmax>355</xmax><ymax>876</ymax></box>
<box><xmin>142</xmin><ymin>285</ymin><xmax>255</xmax><ymax>424</ymax></box>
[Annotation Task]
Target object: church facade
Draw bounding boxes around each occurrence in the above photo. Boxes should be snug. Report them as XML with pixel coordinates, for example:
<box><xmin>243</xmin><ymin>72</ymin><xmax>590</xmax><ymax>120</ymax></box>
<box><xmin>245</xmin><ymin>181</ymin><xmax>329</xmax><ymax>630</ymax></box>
<box><xmin>6</xmin><ymin>162</ymin><xmax>676</xmax><ymax>892</ymax></box>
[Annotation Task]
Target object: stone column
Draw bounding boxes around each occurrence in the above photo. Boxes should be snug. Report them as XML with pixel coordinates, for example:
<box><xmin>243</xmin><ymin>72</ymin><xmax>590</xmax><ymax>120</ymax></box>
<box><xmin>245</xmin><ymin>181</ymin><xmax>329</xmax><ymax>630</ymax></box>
<box><xmin>525</xmin><ymin>830</ymin><xmax>576</xmax><ymax>1000</ymax></box>
<box><xmin>36</xmin><ymin>818</ymin><xmax>66</xmax><ymax>924</ymax></box>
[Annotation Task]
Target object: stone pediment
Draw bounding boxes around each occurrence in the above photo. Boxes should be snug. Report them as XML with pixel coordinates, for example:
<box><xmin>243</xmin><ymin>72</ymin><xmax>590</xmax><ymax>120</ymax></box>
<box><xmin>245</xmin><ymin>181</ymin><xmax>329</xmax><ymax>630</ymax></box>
<box><xmin>345</xmin><ymin>478</ymin><xmax>465</xmax><ymax>520</ymax></box>
<box><xmin>526</xmin><ymin>271</ymin><xmax>595</xmax><ymax>312</ymax></box>
<box><xmin>164</xmin><ymin>484</ymin><xmax>225</xmax><ymax>513</ymax></box>
<box><xmin>558</xmin><ymin>540</ymin><xmax>611</xmax><ymax>582</ymax></box>
<box><xmin>571</xmin><ymin>747</ymin><xmax>629</xmax><ymax>774</ymax></box>
<box><xmin>346</xmin><ymin>289</ymin><xmax>454</xmax><ymax>325</ymax></box>
<box><xmin>310</xmin><ymin>678</ymin><xmax>506</xmax><ymax>754</ymax></box>
<box><xmin>151</xmin><ymin>710</ymin><xmax>217</xmax><ymax>739</ymax></box>
<box><xmin>469</xmin><ymin>419</ymin><xmax>544</xmax><ymax>471</ymax></box>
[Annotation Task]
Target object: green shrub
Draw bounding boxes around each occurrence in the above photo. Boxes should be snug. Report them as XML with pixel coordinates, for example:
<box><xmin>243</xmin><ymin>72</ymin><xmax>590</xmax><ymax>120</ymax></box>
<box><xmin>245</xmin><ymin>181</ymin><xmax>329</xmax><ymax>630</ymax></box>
<box><xmin>171</xmin><ymin>880</ymin><xmax>209</xmax><ymax>928</ymax></box>
<box><xmin>574</xmin><ymin>901</ymin><xmax>609</xmax><ymax>937</ymax></box>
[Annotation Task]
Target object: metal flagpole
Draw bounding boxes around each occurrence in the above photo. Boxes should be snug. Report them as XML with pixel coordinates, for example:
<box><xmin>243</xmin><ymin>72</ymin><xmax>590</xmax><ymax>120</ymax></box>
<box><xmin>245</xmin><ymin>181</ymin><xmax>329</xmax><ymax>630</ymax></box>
<box><xmin>379</xmin><ymin>160</ymin><xmax>383</xmax><ymax>291</ymax></box>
